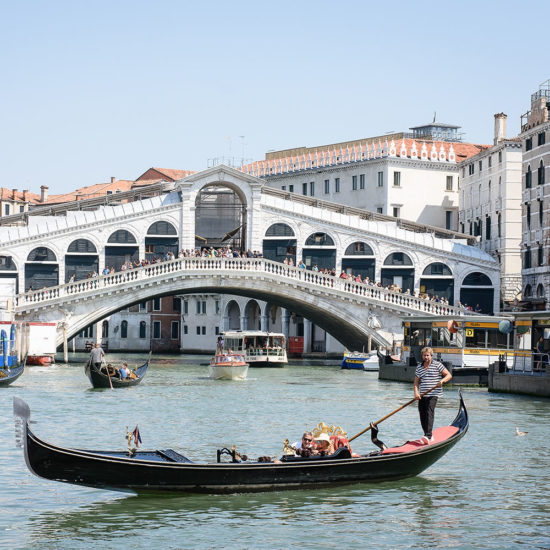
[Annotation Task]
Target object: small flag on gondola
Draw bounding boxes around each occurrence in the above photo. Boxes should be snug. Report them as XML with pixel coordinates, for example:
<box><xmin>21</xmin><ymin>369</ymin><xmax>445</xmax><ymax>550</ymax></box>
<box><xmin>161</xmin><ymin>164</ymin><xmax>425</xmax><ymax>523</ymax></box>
<box><xmin>132</xmin><ymin>425</ymin><xmax>142</xmax><ymax>448</ymax></box>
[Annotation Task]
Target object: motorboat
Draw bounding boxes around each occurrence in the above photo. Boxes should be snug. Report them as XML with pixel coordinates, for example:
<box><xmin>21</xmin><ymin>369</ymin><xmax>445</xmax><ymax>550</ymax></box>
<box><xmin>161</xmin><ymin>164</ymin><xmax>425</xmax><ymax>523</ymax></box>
<box><xmin>209</xmin><ymin>353</ymin><xmax>249</xmax><ymax>380</ymax></box>
<box><xmin>221</xmin><ymin>331</ymin><xmax>287</xmax><ymax>367</ymax></box>
<box><xmin>341</xmin><ymin>350</ymin><xmax>379</xmax><ymax>371</ymax></box>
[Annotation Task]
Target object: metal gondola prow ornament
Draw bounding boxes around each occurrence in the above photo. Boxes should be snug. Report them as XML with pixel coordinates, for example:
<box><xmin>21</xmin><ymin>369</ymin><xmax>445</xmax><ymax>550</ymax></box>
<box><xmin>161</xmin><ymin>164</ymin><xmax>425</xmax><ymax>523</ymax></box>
<box><xmin>13</xmin><ymin>396</ymin><xmax>30</xmax><ymax>448</ymax></box>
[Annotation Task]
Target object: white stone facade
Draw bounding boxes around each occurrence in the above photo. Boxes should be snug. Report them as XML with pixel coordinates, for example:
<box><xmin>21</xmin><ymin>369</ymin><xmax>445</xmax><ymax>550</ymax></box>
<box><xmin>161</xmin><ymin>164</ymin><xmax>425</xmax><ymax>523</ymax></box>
<box><xmin>458</xmin><ymin>128</ymin><xmax>523</xmax><ymax>302</ymax></box>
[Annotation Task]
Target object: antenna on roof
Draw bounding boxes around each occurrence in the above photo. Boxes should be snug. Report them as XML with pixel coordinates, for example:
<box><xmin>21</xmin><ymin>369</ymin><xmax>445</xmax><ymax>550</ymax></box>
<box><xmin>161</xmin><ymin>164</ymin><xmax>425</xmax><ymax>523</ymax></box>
<box><xmin>433</xmin><ymin>111</ymin><xmax>437</xmax><ymax>123</ymax></box>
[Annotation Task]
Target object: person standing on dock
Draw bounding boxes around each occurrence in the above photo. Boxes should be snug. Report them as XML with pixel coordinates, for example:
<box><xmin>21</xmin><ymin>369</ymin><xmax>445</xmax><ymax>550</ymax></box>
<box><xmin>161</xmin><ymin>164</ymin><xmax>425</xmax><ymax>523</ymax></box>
<box><xmin>414</xmin><ymin>347</ymin><xmax>452</xmax><ymax>444</ymax></box>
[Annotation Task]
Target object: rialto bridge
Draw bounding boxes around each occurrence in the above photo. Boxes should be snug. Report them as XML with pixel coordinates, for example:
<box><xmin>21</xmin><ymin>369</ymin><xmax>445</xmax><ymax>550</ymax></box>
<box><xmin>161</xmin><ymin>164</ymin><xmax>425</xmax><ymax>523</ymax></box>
<box><xmin>0</xmin><ymin>165</ymin><xmax>500</xmax><ymax>349</ymax></box>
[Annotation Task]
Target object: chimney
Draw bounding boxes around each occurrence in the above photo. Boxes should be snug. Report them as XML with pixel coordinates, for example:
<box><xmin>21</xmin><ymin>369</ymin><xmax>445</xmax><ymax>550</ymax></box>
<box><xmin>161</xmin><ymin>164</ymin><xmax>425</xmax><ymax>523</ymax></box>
<box><xmin>12</xmin><ymin>189</ymin><xmax>17</xmax><ymax>200</ymax></box>
<box><xmin>40</xmin><ymin>185</ymin><xmax>49</xmax><ymax>203</ymax></box>
<box><xmin>110</xmin><ymin>177</ymin><xmax>116</xmax><ymax>184</ymax></box>
<box><xmin>494</xmin><ymin>113</ymin><xmax>507</xmax><ymax>145</ymax></box>
<box><xmin>23</xmin><ymin>190</ymin><xmax>28</xmax><ymax>201</ymax></box>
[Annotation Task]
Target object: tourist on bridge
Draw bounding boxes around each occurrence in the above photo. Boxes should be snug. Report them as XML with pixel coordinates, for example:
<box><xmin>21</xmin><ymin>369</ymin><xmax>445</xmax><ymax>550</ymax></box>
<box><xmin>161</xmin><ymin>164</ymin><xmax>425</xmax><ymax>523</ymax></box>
<box><xmin>414</xmin><ymin>347</ymin><xmax>452</xmax><ymax>445</ymax></box>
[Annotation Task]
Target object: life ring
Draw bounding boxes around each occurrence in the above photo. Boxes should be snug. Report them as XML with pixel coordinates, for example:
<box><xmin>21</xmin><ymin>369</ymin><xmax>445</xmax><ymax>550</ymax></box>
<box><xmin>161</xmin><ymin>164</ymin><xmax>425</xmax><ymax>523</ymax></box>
<box><xmin>447</xmin><ymin>320</ymin><xmax>459</xmax><ymax>334</ymax></box>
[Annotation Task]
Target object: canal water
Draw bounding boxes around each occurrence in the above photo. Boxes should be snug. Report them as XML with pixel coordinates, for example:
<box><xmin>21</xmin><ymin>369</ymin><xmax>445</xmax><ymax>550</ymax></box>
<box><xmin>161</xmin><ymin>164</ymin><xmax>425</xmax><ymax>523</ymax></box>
<box><xmin>1</xmin><ymin>354</ymin><xmax>548</xmax><ymax>549</ymax></box>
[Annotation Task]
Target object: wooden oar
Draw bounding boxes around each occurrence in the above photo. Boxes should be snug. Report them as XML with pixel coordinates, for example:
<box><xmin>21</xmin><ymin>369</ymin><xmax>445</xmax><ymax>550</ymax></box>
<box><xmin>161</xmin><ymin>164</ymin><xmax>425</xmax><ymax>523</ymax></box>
<box><xmin>348</xmin><ymin>383</ymin><xmax>441</xmax><ymax>443</ymax></box>
<box><xmin>102</xmin><ymin>359</ymin><xmax>113</xmax><ymax>389</ymax></box>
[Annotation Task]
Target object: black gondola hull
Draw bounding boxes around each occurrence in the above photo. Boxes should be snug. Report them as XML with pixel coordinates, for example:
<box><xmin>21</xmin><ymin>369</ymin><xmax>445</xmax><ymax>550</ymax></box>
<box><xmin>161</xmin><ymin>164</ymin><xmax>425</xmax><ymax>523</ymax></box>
<box><xmin>84</xmin><ymin>355</ymin><xmax>150</xmax><ymax>388</ymax></box>
<box><xmin>0</xmin><ymin>364</ymin><xmax>24</xmax><ymax>387</ymax></box>
<box><xmin>16</xmin><ymin>393</ymin><xmax>468</xmax><ymax>494</ymax></box>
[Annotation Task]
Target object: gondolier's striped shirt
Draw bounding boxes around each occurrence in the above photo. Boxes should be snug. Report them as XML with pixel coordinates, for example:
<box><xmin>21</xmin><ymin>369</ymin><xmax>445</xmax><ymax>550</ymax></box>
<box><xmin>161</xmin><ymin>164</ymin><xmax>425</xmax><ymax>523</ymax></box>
<box><xmin>415</xmin><ymin>360</ymin><xmax>445</xmax><ymax>397</ymax></box>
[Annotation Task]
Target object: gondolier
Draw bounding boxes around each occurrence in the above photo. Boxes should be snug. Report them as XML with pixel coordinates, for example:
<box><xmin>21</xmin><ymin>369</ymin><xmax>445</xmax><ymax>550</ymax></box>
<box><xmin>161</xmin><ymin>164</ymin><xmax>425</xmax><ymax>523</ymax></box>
<box><xmin>90</xmin><ymin>343</ymin><xmax>104</xmax><ymax>368</ymax></box>
<box><xmin>414</xmin><ymin>347</ymin><xmax>452</xmax><ymax>444</ymax></box>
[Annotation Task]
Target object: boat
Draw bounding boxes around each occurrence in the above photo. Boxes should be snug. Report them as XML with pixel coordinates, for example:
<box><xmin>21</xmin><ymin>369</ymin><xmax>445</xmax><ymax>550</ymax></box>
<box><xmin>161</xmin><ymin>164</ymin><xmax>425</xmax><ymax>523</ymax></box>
<box><xmin>85</xmin><ymin>352</ymin><xmax>151</xmax><ymax>388</ymax></box>
<box><xmin>12</xmin><ymin>391</ymin><xmax>468</xmax><ymax>494</ymax></box>
<box><xmin>341</xmin><ymin>350</ymin><xmax>379</xmax><ymax>371</ymax></box>
<box><xmin>209</xmin><ymin>353</ymin><xmax>249</xmax><ymax>380</ymax></box>
<box><xmin>221</xmin><ymin>331</ymin><xmax>287</xmax><ymax>367</ymax></box>
<box><xmin>22</xmin><ymin>322</ymin><xmax>57</xmax><ymax>366</ymax></box>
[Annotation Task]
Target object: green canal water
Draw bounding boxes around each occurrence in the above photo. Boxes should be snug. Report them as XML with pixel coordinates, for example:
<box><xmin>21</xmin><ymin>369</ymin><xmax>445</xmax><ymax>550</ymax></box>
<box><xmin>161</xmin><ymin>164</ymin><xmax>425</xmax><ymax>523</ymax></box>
<box><xmin>1</xmin><ymin>354</ymin><xmax>549</xmax><ymax>549</ymax></box>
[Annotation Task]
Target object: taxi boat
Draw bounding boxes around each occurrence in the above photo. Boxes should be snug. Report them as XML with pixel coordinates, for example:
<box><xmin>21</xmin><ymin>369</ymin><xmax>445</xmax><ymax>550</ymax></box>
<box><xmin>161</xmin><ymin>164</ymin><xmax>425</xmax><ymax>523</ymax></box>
<box><xmin>209</xmin><ymin>353</ymin><xmax>249</xmax><ymax>380</ymax></box>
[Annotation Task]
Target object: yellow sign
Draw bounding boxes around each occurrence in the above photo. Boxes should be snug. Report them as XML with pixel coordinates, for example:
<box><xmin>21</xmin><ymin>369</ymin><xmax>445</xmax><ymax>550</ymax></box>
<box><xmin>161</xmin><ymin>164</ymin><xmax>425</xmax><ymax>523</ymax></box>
<box><xmin>465</xmin><ymin>329</ymin><xmax>474</xmax><ymax>337</ymax></box>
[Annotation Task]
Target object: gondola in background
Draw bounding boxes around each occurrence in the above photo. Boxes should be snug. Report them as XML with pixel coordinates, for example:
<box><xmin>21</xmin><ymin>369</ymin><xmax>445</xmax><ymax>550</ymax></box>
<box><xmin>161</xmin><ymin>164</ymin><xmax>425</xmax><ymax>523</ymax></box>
<box><xmin>84</xmin><ymin>352</ymin><xmax>151</xmax><ymax>388</ymax></box>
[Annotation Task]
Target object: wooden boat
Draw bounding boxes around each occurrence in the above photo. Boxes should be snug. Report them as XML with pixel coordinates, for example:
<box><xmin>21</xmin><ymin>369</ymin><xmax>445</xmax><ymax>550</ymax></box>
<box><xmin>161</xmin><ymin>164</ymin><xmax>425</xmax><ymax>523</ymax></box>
<box><xmin>84</xmin><ymin>353</ymin><xmax>151</xmax><ymax>388</ymax></box>
<box><xmin>12</xmin><ymin>391</ymin><xmax>468</xmax><ymax>494</ymax></box>
<box><xmin>209</xmin><ymin>353</ymin><xmax>249</xmax><ymax>380</ymax></box>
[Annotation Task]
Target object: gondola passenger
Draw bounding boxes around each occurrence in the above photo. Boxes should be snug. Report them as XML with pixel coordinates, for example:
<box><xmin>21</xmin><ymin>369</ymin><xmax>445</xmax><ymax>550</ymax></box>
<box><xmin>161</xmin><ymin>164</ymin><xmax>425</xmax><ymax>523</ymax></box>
<box><xmin>313</xmin><ymin>433</ymin><xmax>335</xmax><ymax>456</ymax></box>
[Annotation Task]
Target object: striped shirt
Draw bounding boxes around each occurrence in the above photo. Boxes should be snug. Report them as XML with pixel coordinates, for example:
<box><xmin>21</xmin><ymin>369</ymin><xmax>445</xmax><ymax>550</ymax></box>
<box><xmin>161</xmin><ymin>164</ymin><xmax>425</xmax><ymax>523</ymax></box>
<box><xmin>415</xmin><ymin>360</ymin><xmax>445</xmax><ymax>397</ymax></box>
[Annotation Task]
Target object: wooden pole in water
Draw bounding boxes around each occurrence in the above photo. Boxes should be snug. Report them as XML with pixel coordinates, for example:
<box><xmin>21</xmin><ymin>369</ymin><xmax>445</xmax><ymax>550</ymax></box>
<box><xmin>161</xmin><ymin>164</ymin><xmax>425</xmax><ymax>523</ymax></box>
<box><xmin>63</xmin><ymin>324</ymin><xmax>68</xmax><ymax>364</ymax></box>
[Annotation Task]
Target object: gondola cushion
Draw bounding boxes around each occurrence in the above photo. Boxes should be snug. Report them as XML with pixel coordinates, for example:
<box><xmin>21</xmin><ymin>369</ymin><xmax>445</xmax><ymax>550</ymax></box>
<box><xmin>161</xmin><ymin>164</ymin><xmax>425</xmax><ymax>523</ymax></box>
<box><xmin>382</xmin><ymin>426</ymin><xmax>459</xmax><ymax>454</ymax></box>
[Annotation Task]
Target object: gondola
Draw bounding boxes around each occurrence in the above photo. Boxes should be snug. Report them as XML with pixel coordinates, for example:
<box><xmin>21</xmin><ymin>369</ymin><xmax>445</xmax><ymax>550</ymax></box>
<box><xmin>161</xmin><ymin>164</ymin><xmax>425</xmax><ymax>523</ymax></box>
<box><xmin>0</xmin><ymin>360</ymin><xmax>25</xmax><ymax>387</ymax></box>
<box><xmin>84</xmin><ymin>352</ymin><xmax>151</xmax><ymax>388</ymax></box>
<box><xmin>13</xmin><ymin>391</ymin><xmax>468</xmax><ymax>494</ymax></box>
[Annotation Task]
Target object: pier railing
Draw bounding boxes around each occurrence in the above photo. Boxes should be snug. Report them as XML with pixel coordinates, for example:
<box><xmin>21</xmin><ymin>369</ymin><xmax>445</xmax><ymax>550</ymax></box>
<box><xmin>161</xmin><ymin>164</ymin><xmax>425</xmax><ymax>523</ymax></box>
<box><xmin>15</xmin><ymin>257</ymin><xmax>465</xmax><ymax>317</ymax></box>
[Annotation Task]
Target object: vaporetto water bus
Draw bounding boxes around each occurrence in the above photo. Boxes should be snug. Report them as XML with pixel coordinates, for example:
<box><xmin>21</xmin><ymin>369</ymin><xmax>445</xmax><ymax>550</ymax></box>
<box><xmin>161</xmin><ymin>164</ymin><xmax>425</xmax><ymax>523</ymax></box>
<box><xmin>380</xmin><ymin>314</ymin><xmax>534</xmax><ymax>385</ymax></box>
<box><xmin>221</xmin><ymin>331</ymin><xmax>287</xmax><ymax>367</ymax></box>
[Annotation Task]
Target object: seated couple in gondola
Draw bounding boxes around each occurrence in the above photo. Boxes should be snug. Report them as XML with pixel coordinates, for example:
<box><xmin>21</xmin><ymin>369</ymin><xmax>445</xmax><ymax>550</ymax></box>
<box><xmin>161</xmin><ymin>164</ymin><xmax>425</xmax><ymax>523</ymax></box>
<box><xmin>101</xmin><ymin>362</ymin><xmax>135</xmax><ymax>380</ymax></box>
<box><xmin>292</xmin><ymin>431</ymin><xmax>358</xmax><ymax>458</ymax></box>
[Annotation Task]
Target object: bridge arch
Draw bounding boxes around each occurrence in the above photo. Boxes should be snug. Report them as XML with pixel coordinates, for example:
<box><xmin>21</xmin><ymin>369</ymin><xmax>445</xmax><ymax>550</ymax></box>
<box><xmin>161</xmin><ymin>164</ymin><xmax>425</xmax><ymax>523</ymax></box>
<box><xmin>244</xmin><ymin>299</ymin><xmax>262</xmax><ymax>330</ymax></box>
<box><xmin>342</xmin><ymin>241</ymin><xmax>376</xmax><ymax>280</ymax></box>
<box><xmin>419</xmin><ymin>262</ymin><xmax>454</xmax><ymax>303</ymax></box>
<box><xmin>0</xmin><ymin>255</ymin><xmax>19</xmax><ymax>293</ymax></box>
<box><xmin>106</xmin><ymin>229</ymin><xmax>139</xmax><ymax>271</ymax></box>
<box><xmin>145</xmin><ymin>221</ymin><xmax>178</xmax><ymax>261</ymax></box>
<box><xmin>224</xmin><ymin>299</ymin><xmax>241</xmax><ymax>330</ymax></box>
<box><xmin>460</xmin><ymin>271</ymin><xmax>494</xmax><ymax>313</ymax></box>
<box><xmin>381</xmin><ymin>251</ymin><xmax>414</xmax><ymax>292</ymax></box>
<box><xmin>65</xmin><ymin>238</ymin><xmax>99</xmax><ymax>282</ymax></box>
<box><xmin>263</xmin><ymin>222</ymin><xmax>297</xmax><ymax>264</ymax></box>
<box><xmin>302</xmin><ymin>231</ymin><xmax>337</xmax><ymax>271</ymax></box>
<box><xmin>25</xmin><ymin>246</ymin><xmax>59</xmax><ymax>291</ymax></box>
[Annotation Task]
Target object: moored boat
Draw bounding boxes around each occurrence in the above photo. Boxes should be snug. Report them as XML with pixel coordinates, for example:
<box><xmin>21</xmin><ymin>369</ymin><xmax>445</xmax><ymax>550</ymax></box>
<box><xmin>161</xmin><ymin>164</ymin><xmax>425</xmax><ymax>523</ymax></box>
<box><xmin>85</xmin><ymin>353</ymin><xmax>151</xmax><ymax>388</ymax></box>
<box><xmin>209</xmin><ymin>353</ymin><xmax>249</xmax><ymax>380</ymax></box>
<box><xmin>341</xmin><ymin>350</ymin><xmax>379</xmax><ymax>371</ymax></box>
<box><xmin>12</xmin><ymin>391</ymin><xmax>468</xmax><ymax>494</ymax></box>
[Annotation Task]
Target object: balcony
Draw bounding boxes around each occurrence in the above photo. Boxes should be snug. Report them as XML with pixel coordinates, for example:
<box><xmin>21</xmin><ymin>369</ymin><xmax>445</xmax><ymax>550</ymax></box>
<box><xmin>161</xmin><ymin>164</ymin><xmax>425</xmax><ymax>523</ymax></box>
<box><xmin>494</xmin><ymin>198</ymin><xmax>502</xmax><ymax>211</ymax></box>
<box><xmin>522</xmin><ymin>189</ymin><xmax>532</xmax><ymax>203</ymax></box>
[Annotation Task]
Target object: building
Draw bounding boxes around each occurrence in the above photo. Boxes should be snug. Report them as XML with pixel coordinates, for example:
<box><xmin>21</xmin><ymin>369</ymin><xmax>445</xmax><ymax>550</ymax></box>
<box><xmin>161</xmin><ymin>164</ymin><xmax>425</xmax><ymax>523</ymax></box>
<box><xmin>245</xmin><ymin>121</ymin><xmax>489</xmax><ymax>231</ymax></box>
<box><xmin>519</xmin><ymin>79</ymin><xmax>550</xmax><ymax>309</ymax></box>
<box><xmin>458</xmin><ymin>113</ymin><xmax>523</xmax><ymax>304</ymax></box>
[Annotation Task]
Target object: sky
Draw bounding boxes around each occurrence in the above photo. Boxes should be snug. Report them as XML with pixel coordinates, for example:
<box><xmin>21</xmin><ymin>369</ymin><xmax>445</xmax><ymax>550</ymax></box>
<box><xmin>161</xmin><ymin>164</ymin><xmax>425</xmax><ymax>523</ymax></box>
<box><xmin>1</xmin><ymin>0</ymin><xmax>549</xmax><ymax>195</ymax></box>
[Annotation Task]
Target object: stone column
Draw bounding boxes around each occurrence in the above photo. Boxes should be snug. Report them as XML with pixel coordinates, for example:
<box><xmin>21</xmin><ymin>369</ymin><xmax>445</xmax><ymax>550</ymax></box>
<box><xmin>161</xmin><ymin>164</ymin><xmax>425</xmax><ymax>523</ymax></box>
<box><xmin>222</xmin><ymin>315</ymin><xmax>229</xmax><ymax>332</ymax></box>
<box><xmin>281</xmin><ymin>308</ymin><xmax>290</xmax><ymax>341</ymax></box>
<box><xmin>303</xmin><ymin>318</ymin><xmax>312</xmax><ymax>353</ymax></box>
<box><xmin>95</xmin><ymin>320</ymin><xmax>103</xmax><ymax>345</ymax></box>
<box><xmin>240</xmin><ymin>315</ymin><xmax>248</xmax><ymax>331</ymax></box>
<box><xmin>260</xmin><ymin>314</ymin><xmax>269</xmax><ymax>332</ymax></box>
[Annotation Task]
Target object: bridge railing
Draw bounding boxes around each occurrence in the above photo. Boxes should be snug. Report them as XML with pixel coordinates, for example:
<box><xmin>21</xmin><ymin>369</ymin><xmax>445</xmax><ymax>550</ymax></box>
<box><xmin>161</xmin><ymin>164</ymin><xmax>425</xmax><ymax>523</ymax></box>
<box><xmin>15</xmin><ymin>257</ymin><xmax>465</xmax><ymax>316</ymax></box>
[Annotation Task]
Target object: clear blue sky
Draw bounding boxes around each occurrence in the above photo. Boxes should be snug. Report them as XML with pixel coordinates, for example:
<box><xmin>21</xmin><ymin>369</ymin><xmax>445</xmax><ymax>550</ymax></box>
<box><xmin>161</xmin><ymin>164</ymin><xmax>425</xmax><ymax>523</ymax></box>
<box><xmin>1</xmin><ymin>0</ymin><xmax>548</xmax><ymax>195</ymax></box>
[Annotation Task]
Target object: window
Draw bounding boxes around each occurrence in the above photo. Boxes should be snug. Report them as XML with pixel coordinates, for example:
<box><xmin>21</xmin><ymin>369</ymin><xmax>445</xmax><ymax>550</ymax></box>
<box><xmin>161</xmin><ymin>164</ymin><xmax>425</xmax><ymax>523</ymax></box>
<box><xmin>488</xmin><ymin>156</ymin><xmax>492</xmax><ymax>168</ymax></box>
<box><xmin>202</xmin><ymin>326</ymin><xmax>206</xmax><ymax>335</ymax></box>
<box><xmin>376</xmin><ymin>207</ymin><xmax>383</xmax><ymax>214</ymax></box>
<box><xmin>215</xmin><ymin>301</ymin><xmax>220</xmax><ymax>314</ymax></box>
<box><xmin>538</xmin><ymin>161</ymin><xmax>545</xmax><ymax>185</ymax></box>
<box><xmin>282</xmin><ymin>185</ymin><xmax>286</xmax><ymax>191</ymax></box>
<box><xmin>468</xmin><ymin>164</ymin><xmax>474</xmax><ymax>175</ymax></box>
<box><xmin>153</xmin><ymin>321</ymin><xmax>161</xmax><ymax>339</ymax></box>
<box><xmin>538</xmin><ymin>132</ymin><xmax>546</xmax><ymax>146</ymax></box>
<box><xmin>498</xmin><ymin>151</ymin><xmax>502</xmax><ymax>163</ymax></box>
<box><xmin>102</xmin><ymin>320</ymin><xmax>109</xmax><ymax>338</ymax></box>
<box><xmin>183</xmin><ymin>325</ymin><xmax>188</xmax><ymax>335</ymax></box>
<box><xmin>486</xmin><ymin>216</ymin><xmax>491</xmax><ymax>240</ymax></box>
<box><xmin>19</xmin><ymin>205</ymin><xmax>24</xmax><ymax>213</ymax></box>
<box><xmin>196</xmin><ymin>300</ymin><xmax>207</xmax><ymax>314</ymax></box>
<box><xmin>538</xmin><ymin>246</ymin><xmax>544</xmax><ymax>267</ymax></box>
<box><xmin>377</xmin><ymin>172</ymin><xmax>383</xmax><ymax>187</ymax></box>
<box><xmin>446</xmin><ymin>176</ymin><xmax>453</xmax><ymax>191</ymax></box>
<box><xmin>488</xmin><ymin>181</ymin><xmax>491</xmax><ymax>202</ymax></box>
<box><xmin>173</xmin><ymin>298</ymin><xmax>181</xmax><ymax>312</ymax></box>
<box><xmin>540</xmin><ymin>200</ymin><xmax>544</xmax><ymax>225</ymax></box>
<box><xmin>289</xmin><ymin>185</ymin><xmax>294</xmax><ymax>193</ymax></box>
<box><xmin>352</xmin><ymin>175</ymin><xmax>357</xmax><ymax>190</ymax></box>
<box><xmin>324</xmin><ymin>180</ymin><xmax>329</xmax><ymax>194</ymax></box>
<box><xmin>524</xmin><ymin>247</ymin><xmax>531</xmax><ymax>269</ymax></box>
<box><xmin>393</xmin><ymin>172</ymin><xmax>401</xmax><ymax>187</ymax></box>
<box><xmin>525</xmin><ymin>137</ymin><xmax>532</xmax><ymax>151</ymax></box>
<box><xmin>446</xmin><ymin>211</ymin><xmax>453</xmax><ymax>230</ymax></box>
<box><xmin>171</xmin><ymin>321</ymin><xmax>179</xmax><ymax>339</ymax></box>
<box><xmin>196</xmin><ymin>326</ymin><xmax>201</xmax><ymax>335</ymax></box>
<box><xmin>139</xmin><ymin>301</ymin><xmax>147</xmax><ymax>311</ymax></box>
<box><xmin>335</xmin><ymin>178</ymin><xmax>340</xmax><ymax>192</ymax></box>
<box><xmin>302</xmin><ymin>183</ymin><xmax>307</xmax><ymax>196</ymax></box>
<box><xmin>215</xmin><ymin>326</ymin><xmax>220</xmax><ymax>335</ymax></box>
<box><xmin>309</xmin><ymin>182</ymin><xmax>315</xmax><ymax>196</ymax></box>
<box><xmin>392</xmin><ymin>207</ymin><xmax>400</xmax><ymax>218</ymax></box>
<box><xmin>479</xmin><ymin>160</ymin><xmax>482</xmax><ymax>172</ymax></box>
<box><xmin>183</xmin><ymin>300</ymin><xmax>188</xmax><ymax>315</ymax></box>
<box><xmin>153</xmin><ymin>297</ymin><xmax>161</xmax><ymax>311</ymax></box>
<box><xmin>360</xmin><ymin>174</ymin><xmax>365</xmax><ymax>189</ymax></box>
<box><xmin>121</xmin><ymin>320</ymin><xmax>128</xmax><ymax>339</ymax></box>
<box><xmin>498</xmin><ymin>214</ymin><xmax>502</xmax><ymax>238</ymax></box>
<box><xmin>527</xmin><ymin>204</ymin><xmax>531</xmax><ymax>229</ymax></box>
<box><xmin>526</xmin><ymin>166</ymin><xmax>532</xmax><ymax>188</ymax></box>
<box><xmin>139</xmin><ymin>321</ymin><xmax>147</xmax><ymax>338</ymax></box>
<box><xmin>4</xmin><ymin>204</ymin><xmax>9</xmax><ymax>216</ymax></box>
